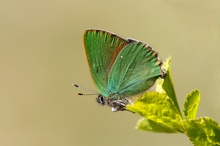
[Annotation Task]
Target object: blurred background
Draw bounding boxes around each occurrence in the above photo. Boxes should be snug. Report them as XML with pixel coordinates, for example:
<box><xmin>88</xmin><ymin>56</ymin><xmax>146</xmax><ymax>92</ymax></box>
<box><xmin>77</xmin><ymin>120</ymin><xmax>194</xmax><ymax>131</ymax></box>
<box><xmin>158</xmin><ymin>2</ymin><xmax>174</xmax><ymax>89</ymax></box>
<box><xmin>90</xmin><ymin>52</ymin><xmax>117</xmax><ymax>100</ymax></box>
<box><xmin>1</xmin><ymin>0</ymin><xmax>220</xmax><ymax>145</ymax></box>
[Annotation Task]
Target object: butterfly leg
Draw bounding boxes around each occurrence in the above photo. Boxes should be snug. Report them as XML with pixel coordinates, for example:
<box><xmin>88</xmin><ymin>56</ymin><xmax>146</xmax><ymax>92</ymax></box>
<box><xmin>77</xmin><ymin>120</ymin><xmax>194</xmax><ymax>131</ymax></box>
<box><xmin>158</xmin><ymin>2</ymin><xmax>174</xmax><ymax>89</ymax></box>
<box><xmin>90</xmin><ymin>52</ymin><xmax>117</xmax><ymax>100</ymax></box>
<box><xmin>110</xmin><ymin>98</ymin><xmax>133</xmax><ymax>112</ymax></box>
<box><xmin>124</xmin><ymin>97</ymin><xmax>133</xmax><ymax>105</ymax></box>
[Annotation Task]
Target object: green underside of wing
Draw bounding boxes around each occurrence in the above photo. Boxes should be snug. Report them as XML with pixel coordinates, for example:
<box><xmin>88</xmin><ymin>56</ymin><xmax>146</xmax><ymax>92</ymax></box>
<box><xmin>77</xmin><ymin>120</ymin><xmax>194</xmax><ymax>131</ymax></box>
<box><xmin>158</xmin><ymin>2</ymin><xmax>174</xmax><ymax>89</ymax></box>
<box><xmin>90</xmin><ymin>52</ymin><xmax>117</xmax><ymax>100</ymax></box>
<box><xmin>84</xmin><ymin>30</ymin><xmax>164</xmax><ymax>99</ymax></box>
<box><xmin>108</xmin><ymin>42</ymin><xmax>163</xmax><ymax>99</ymax></box>
<box><xmin>84</xmin><ymin>30</ymin><xmax>129</xmax><ymax>96</ymax></box>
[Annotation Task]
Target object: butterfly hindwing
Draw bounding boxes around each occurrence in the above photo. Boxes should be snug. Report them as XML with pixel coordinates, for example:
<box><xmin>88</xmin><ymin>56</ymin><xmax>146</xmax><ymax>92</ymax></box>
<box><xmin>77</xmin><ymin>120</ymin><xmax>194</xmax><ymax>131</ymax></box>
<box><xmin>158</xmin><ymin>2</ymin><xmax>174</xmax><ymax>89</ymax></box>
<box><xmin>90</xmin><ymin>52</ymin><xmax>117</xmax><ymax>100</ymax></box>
<box><xmin>108</xmin><ymin>42</ymin><xmax>164</xmax><ymax>99</ymax></box>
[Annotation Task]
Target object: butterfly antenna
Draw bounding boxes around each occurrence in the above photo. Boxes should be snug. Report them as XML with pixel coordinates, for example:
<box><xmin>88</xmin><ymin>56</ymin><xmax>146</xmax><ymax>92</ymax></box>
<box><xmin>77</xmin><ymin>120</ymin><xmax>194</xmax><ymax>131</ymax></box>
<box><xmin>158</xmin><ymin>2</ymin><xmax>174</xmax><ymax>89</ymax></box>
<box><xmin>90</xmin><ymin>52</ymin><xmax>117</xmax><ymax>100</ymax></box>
<box><xmin>73</xmin><ymin>84</ymin><xmax>99</xmax><ymax>95</ymax></box>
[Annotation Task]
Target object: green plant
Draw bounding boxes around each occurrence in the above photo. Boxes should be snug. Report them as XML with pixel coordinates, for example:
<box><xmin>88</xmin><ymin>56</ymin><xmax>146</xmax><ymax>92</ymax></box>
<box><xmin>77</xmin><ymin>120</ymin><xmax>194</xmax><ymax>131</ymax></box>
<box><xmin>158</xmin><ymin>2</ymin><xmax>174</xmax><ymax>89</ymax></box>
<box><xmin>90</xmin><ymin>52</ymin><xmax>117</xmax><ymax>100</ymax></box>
<box><xmin>126</xmin><ymin>57</ymin><xmax>220</xmax><ymax>146</ymax></box>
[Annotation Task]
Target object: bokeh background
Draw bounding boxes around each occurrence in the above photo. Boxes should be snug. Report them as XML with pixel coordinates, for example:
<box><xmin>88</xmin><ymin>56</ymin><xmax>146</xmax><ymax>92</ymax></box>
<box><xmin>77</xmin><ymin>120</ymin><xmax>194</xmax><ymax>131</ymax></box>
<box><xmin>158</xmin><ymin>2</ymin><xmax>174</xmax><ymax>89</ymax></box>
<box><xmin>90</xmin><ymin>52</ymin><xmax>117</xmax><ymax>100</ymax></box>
<box><xmin>1</xmin><ymin>0</ymin><xmax>220</xmax><ymax>145</ymax></box>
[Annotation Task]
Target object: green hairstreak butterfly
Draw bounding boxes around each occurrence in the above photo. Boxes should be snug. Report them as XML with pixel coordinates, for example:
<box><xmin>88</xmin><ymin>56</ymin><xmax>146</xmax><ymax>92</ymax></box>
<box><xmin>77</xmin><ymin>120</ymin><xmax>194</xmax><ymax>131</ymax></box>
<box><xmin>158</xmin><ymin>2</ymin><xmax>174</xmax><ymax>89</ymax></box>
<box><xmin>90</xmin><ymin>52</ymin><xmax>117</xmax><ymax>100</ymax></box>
<box><xmin>82</xmin><ymin>29</ymin><xmax>166</xmax><ymax>112</ymax></box>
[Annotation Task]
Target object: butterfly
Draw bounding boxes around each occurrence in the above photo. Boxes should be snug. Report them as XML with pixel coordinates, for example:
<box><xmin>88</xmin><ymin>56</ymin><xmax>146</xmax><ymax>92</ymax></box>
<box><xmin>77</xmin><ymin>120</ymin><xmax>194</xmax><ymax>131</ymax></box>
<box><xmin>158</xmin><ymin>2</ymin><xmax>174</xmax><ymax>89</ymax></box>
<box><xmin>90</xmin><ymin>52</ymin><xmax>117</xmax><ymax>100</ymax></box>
<box><xmin>83</xmin><ymin>29</ymin><xmax>166</xmax><ymax>112</ymax></box>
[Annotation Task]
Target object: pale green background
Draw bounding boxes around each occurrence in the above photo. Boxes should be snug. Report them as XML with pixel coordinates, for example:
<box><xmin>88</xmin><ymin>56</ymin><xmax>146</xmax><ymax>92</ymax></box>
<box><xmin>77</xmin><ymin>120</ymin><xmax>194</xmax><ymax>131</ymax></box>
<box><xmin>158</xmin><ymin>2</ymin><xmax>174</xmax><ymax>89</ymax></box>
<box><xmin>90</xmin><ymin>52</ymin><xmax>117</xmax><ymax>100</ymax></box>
<box><xmin>1</xmin><ymin>0</ymin><xmax>220</xmax><ymax>146</ymax></box>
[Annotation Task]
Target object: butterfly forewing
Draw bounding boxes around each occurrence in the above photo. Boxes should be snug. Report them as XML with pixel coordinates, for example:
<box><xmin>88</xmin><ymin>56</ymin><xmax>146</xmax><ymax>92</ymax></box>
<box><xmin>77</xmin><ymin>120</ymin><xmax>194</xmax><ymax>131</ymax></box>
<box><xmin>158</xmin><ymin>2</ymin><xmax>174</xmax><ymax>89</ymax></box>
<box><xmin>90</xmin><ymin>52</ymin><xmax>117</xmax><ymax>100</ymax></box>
<box><xmin>84</xmin><ymin>29</ymin><xmax>129</xmax><ymax>97</ymax></box>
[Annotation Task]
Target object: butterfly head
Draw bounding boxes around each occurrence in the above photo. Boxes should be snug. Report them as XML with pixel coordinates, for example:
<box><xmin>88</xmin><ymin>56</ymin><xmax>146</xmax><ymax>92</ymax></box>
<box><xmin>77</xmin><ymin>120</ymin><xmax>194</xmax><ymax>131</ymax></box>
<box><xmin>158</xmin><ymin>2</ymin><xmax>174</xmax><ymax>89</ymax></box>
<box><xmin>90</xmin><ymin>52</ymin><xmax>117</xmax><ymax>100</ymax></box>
<box><xmin>96</xmin><ymin>94</ymin><xmax>105</xmax><ymax>106</ymax></box>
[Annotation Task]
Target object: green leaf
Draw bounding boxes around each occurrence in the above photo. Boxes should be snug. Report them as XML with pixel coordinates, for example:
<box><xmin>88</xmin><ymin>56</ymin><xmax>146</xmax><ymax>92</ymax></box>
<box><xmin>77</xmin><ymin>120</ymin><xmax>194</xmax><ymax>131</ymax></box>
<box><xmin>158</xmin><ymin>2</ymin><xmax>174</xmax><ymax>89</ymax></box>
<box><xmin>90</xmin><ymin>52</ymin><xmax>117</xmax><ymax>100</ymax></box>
<box><xmin>156</xmin><ymin>57</ymin><xmax>182</xmax><ymax>117</ymax></box>
<box><xmin>136</xmin><ymin>118</ymin><xmax>178</xmax><ymax>133</ymax></box>
<box><xmin>127</xmin><ymin>92</ymin><xmax>184</xmax><ymax>133</ymax></box>
<box><xmin>184</xmin><ymin>117</ymin><xmax>220</xmax><ymax>146</ymax></box>
<box><xmin>183</xmin><ymin>90</ymin><xmax>200</xmax><ymax>120</ymax></box>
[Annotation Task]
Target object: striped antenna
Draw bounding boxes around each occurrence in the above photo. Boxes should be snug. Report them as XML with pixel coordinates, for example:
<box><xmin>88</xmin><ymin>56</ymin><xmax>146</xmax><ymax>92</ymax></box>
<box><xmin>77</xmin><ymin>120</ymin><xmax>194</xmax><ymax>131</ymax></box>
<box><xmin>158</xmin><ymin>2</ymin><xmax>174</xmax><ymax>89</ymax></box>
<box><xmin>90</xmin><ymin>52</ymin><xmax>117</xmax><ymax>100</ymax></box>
<box><xmin>73</xmin><ymin>84</ymin><xmax>99</xmax><ymax>95</ymax></box>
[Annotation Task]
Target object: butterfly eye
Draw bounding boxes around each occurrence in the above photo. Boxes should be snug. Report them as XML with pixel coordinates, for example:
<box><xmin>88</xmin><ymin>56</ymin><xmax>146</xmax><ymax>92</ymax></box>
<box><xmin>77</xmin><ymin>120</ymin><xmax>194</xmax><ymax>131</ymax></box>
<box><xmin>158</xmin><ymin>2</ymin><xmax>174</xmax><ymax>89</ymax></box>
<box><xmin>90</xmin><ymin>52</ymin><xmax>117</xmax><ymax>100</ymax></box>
<box><xmin>96</xmin><ymin>95</ymin><xmax>105</xmax><ymax>106</ymax></box>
